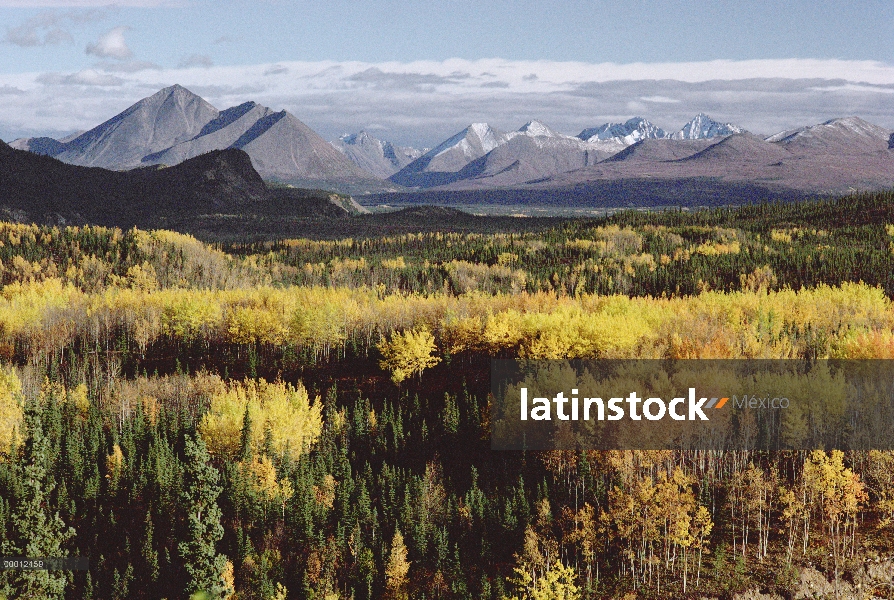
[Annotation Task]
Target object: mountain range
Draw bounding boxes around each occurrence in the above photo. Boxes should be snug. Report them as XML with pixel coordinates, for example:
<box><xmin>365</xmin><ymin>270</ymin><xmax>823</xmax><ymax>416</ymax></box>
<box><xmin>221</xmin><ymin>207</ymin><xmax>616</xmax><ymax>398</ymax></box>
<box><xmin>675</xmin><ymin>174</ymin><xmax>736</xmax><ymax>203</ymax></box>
<box><xmin>10</xmin><ymin>85</ymin><xmax>389</xmax><ymax>194</ymax></box>
<box><xmin>330</xmin><ymin>131</ymin><xmax>425</xmax><ymax>179</ymax></box>
<box><xmin>6</xmin><ymin>84</ymin><xmax>894</xmax><ymax>203</ymax></box>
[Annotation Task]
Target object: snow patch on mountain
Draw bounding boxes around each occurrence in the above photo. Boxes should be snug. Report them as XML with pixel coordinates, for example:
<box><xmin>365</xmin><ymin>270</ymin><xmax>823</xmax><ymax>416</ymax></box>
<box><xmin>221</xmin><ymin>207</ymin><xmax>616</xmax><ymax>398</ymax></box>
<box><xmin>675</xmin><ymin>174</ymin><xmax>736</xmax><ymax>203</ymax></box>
<box><xmin>672</xmin><ymin>113</ymin><xmax>745</xmax><ymax>140</ymax></box>
<box><xmin>578</xmin><ymin>117</ymin><xmax>668</xmax><ymax>145</ymax></box>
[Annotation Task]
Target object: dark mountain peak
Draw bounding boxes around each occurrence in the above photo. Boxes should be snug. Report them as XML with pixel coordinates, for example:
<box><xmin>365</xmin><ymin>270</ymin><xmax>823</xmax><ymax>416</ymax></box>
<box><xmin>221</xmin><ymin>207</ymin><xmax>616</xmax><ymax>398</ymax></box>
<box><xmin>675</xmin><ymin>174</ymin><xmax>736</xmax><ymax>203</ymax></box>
<box><xmin>0</xmin><ymin>140</ymin><xmax>272</xmax><ymax>226</ymax></box>
<box><xmin>889</xmin><ymin>132</ymin><xmax>894</xmax><ymax>150</ymax></box>
<box><xmin>154</xmin><ymin>148</ymin><xmax>270</xmax><ymax>208</ymax></box>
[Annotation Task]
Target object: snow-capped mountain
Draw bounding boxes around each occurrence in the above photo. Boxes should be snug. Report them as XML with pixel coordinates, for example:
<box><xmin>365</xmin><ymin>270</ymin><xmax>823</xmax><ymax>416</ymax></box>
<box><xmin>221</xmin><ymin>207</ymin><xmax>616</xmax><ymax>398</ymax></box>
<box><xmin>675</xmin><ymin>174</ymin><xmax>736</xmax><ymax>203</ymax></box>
<box><xmin>391</xmin><ymin>120</ymin><xmax>625</xmax><ymax>189</ymax></box>
<box><xmin>578</xmin><ymin>117</ymin><xmax>668</xmax><ymax>145</ymax></box>
<box><xmin>765</xmin><ymin>116</ymin><xmax>891</xmax><ymax>152</ymax></box>
<box><xmin>389</xmin><ymin>123</ymin><xmax>511</xmax><ymax>187</ymax></box>
<box><xmin>331</xmin><ymin>131</ymin><xmax>424</xmax><ymax>178</ymax></box>
<box><xmin>512</xmin><ymin>120</ymin><xmax>567</xmax><ymax>139</ymax></box>
<box><xmin>672</xmin><ymin>113</ymin><xmax>745</xmax><ymax>140</ymax></box>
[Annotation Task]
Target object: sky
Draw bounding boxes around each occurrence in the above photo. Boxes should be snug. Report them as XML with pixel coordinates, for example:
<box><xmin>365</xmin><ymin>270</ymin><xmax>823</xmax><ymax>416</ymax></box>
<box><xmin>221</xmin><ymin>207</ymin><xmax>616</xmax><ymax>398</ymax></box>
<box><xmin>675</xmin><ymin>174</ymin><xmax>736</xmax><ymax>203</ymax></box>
<box><xmin>1</xmin><ymin>0</ymin><xmax>893</xmax><ymax>147</ymax></box>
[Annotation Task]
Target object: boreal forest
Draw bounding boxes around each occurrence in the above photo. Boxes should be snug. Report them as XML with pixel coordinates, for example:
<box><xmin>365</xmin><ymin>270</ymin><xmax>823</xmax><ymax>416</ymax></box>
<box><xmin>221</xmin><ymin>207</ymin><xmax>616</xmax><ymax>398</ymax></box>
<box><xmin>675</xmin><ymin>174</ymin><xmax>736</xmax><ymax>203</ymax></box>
<box><xmin>2</xmin><ymin>191</ymin><xmax>894</xmax><ymax>599</ymax></box>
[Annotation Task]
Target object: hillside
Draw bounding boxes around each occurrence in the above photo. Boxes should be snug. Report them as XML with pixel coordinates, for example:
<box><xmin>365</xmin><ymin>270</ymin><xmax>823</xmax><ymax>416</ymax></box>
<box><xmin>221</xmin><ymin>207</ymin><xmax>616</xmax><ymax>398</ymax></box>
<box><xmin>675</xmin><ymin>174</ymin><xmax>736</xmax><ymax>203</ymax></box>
<box><xmin>0</xmin><ymin>140</ymin><xmax>359</xmax><ymax>232</ymax></box>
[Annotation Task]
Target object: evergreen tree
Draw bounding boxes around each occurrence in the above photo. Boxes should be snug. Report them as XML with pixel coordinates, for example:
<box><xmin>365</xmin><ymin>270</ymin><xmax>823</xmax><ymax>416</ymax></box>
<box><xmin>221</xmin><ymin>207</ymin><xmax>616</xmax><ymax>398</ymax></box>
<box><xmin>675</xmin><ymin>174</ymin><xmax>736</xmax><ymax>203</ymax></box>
<box><xmin>0</xmin><ymin>412</ymin><xmax>75</xmax><ymax>599</ymax></box>
<box><xmin>178</xmin><ymin>435</ymin><xmax>232</xmax><ymax>599</ymax></box>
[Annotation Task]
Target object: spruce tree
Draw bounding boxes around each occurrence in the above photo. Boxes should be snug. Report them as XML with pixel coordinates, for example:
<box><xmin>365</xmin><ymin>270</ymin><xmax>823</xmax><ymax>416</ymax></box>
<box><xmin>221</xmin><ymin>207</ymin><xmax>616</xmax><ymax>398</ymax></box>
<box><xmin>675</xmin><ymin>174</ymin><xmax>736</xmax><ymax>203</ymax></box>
<box><xmin>178</xmin><ymin>435</ymin><xmax>232</xmax><ymax>599</ymax></box>
<box><xmin>0</xmin><ymin>413</ymin><xmax>75</xmax><ymax>599</ymax></box>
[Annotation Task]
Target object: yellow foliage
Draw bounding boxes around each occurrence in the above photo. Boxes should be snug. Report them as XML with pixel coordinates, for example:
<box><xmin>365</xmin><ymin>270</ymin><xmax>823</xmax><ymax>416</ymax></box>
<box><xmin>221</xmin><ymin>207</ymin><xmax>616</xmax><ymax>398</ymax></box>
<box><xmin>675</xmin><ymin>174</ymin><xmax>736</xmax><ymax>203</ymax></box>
<box><xmin>378</xmin><ymin>327</ymin><xmax>441</xmax><ymax>384</ymax></box>
<box><xmin>771</xmin><ymin>229</ymin><xmax>793</xmax><ymax>243</ymax></box>
<box><xmin>0</xmin><ymin>366</ymin><xmax>23</xmax><ymax>457</ymax></box>
<box><xmin>314</xmin><ymin>474</ymin><xmax>337</xmax><ymax>509</ymax></box>
<box><xmin>67</xmin><ymin>383</ymin><xmax>90</xmax><ymax>417</ymax></box>
<box><xmin>199</xmin><ymin>378</ymin><xmax>323</xmax><ymax>459</ymax></box>
<box><xmin>107</xmin><ymin>444</ymin><xmax>125</xmax><ymax>480</ymax></box>
<box><xmin>238</xmin><ymin>455</ymin><xmax>293</xmax><ymax>503</ymax></box>
<box><xmin>162</xmin><ymin>292</ymin><xmax>223</xmax><ymax>340</ymax></box>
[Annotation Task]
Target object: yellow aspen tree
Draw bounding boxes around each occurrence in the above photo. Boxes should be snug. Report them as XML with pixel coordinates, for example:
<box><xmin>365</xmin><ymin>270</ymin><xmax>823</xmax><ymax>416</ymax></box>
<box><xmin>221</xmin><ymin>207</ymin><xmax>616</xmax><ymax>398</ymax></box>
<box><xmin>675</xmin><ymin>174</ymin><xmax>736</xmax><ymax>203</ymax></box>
<box><xmin>0</xmin><ymin>366</ymin><xmax>23</xmax><ymax>458</ymax></box>
<box><xmin>691</xmin><ymin>505</ymin><xmax>713</xmax><ymax>589</ymax></box>
<box><xmin>385</xmin><ymin>529</ymin><xmax>410</xmax><ymax>600</ymax></box>
<box><xmin>864</xmin><ymin>450</ymin><xmax>894</xmax><ymax>526</ymax></box>
<box><xmin>377</xmin><ymin>327</ymin><xmax>441</xmax><ymax>384</ymax></box>
<box><xmin>504</xmin><ymin>560</ymin><xmax>581</xmax><ymax>600</ymax></box>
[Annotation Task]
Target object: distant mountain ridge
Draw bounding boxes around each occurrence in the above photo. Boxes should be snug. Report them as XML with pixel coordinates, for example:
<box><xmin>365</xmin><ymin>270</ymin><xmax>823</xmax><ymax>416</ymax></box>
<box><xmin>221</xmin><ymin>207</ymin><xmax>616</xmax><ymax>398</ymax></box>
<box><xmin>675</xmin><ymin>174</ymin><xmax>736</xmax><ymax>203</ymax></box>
<box><xmin>389</xmin><ymin>114</ymin><xmax>749</xmax><ymax>189</ymax></box>
<box><xmin>331</xmin><ymin>131</ymin><xmax>424</xmax><ymax>178</ymax></box>
<box><xmin>10</xmin><ymin>85</ymin><xmax>386</xmax><ymax>194</ymax></box>
<box><xmin>527</xmin><ymin>116</ymin><xmax>894</xmax><ymax>198</ymax></box>
<box><xmin>8</xmin><ymin>95</ymin><xmax>894</xmax><ymax>201</ymax></box>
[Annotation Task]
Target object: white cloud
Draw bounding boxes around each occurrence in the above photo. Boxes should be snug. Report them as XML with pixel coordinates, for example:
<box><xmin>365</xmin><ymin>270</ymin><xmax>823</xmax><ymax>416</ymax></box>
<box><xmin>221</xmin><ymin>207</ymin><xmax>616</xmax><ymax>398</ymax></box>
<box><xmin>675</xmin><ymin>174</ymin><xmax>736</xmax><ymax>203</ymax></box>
<box><xmin>0</xmin><ymin>1</ymin><xmax>175</xmax><ymax>5</ymax></box>
<box><xmin>37</xmin><ymin>68</ymin><xmax>123</xmax><ymax>86</ymax></box>
<box><xmin>809</xmin><ymin>83</ymin><xmax>894</xmax><ymax>94</ymax></box>
<box><xmin>640</xmin><ymin>95</ymin><xmax>680</xmax><ymax>103</ymax></box>
<box><xmin>2</xmin><ymin>57</ymin><xmax>894</xmax><ymax>146</ymax></box>
<box><xmin>86</xmin><ymin>26</ymin><xmax>132</xmax><ymax>60</ymax></box>
<box><xmin>177</xmin><ymin>53</ymin><xmax>213</xmax><ymax>68</ymax></box>
<box><xmin>97</xmin><ymin>59</ymin><xmax>162</xmax><ymax>73</ymax></box>
<box><xmin>2</xmin><ymin>9</ymin><xmax>104</xmax><ymax>47</ymax></box>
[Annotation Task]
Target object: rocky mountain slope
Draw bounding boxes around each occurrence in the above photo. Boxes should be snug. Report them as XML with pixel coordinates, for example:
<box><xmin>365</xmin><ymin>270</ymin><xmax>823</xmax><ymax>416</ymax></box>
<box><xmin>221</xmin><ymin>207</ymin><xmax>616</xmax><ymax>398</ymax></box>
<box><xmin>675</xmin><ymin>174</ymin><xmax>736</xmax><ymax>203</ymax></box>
<box><xmin>10</xmin><ymin>85</ymin><xmax>385</xmax><ymax>193</ymax></box>
<box><xmin>331</xmin><ymin>131</ymin><xmax>424</xmax><ymax>178</ymax></box>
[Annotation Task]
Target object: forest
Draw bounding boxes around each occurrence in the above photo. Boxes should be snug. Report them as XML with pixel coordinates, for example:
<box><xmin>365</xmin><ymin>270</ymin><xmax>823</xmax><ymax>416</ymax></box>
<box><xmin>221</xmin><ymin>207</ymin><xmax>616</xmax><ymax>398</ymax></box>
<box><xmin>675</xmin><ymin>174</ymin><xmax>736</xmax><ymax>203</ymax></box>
<box><xmin>1</xmin><ymin>190</ymin><xmax>894</xmax><ymax>599</ymax></box>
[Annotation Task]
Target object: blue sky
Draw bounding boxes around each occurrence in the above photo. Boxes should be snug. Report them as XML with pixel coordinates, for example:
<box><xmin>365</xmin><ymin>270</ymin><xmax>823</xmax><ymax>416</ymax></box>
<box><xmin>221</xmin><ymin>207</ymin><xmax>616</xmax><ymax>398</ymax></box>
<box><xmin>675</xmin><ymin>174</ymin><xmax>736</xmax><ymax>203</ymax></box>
<box><xmin>1</xmin><ymin>0</ymin><xmax>893</xmax><ymax>146</ymax></box>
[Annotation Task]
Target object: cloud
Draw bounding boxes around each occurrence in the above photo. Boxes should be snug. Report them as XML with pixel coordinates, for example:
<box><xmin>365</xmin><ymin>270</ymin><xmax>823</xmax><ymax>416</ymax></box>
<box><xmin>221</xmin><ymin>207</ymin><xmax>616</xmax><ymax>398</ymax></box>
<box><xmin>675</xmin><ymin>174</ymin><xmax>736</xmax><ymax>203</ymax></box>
<box><xmin>178</xmin><ymin>54</ymin><xmax>213</xmax><ymax>69</ymax></box>
<box><xmin>213</xmin><ymin>35</ymin><xmax>235</xmax><ymax>44</ymax></box>
<box><xmin>3</xmin><ymin>57</ymin><xmax>894</xmax><ymax>148</ymax></box>
<box><xmin>97</xmin><ymin>60</ymin><xmax>162</xmax><ymax>73</ymax></box>
<box><xmin>264</xmin><ymin>64</ymin><xmax>288</xmax><ymax>76</ymax></box>
<box><xmin>0</xmin><ymin>85</ymin><xmax>25</xmax><ymax>95</ymax></box>
<box><xmin>809</xmin><ymin>83</ymin><xmax>894</xmax><ymax>94</ymax></box>
<box><xmin>1</xmin><ymin>9</ymin><xmax>104</xmax><ymax>47</ymax></box>
<box><xmin>0</xmin><ymin>1</ymin><xmax>175</xmax><ymax>5</ymax></box>
<box><xmin>86</xmin><ymin>26</ymin><xmax>132</xmax><ymax>60</ymax></box>
<box><xmin>37</xmin><ymin>69</ymin><xmax>124</xmax><ymax>86</ymax></box>
<box><xmin>640</xmin><ymin>95</ymin><xmax>680</xmax><ymax>103</ymax></box>
<box><xmin>345</xmin><ymin>67</ymin><xmax>470</xmax><ymax>91</ymax></box>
